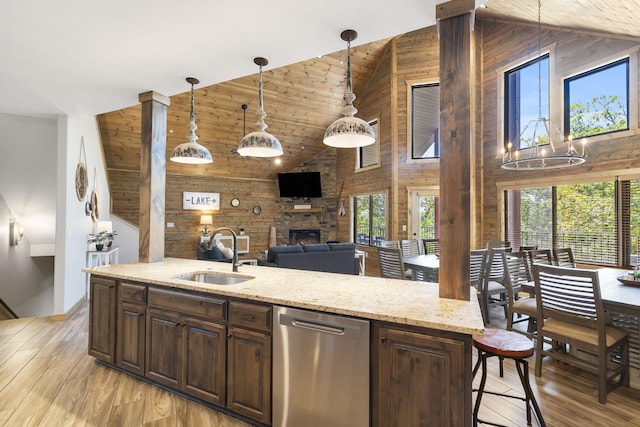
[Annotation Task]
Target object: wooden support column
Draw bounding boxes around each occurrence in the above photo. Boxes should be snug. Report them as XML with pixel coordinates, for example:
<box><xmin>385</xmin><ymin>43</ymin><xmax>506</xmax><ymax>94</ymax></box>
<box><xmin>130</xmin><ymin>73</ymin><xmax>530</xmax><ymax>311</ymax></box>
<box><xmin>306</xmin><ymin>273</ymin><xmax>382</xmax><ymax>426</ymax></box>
<box><xmin>437</xmin><ymin>0</ymin><xmax>475</xmax><ymax>300</ymax></box>
<box><xmin>138</xmin><ymin>91</ymin><xmax>170</xmax><ymax>263</ymax></box>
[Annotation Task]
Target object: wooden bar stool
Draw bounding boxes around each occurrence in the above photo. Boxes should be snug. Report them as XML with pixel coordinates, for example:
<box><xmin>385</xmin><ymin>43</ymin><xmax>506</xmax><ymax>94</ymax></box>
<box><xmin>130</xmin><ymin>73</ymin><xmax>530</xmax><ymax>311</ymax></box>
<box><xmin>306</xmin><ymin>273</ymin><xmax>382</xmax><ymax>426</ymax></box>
<box><xmin>472</xmin><ymin>328</ymin><xmax>545</xmax><ymax>427</ymax></box>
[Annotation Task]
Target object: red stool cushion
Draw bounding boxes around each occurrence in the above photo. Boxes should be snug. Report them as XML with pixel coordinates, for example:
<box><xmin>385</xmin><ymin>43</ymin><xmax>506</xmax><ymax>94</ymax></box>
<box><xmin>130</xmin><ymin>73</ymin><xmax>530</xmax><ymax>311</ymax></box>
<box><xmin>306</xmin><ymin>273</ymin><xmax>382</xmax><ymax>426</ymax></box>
<box><xmin>473</xmin><ymin>328</ymin><xmax>534</xmax><ymax>358</ymax></box>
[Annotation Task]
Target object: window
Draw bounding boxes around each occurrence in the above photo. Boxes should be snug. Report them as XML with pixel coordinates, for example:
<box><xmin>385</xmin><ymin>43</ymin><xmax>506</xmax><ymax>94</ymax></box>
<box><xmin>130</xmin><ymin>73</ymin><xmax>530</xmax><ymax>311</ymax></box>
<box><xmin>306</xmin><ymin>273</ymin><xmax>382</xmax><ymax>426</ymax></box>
<box><xmin>505</xmin><ymin>179</ymin><xmax>640</xmax><ymax>267</ymax></box>
<box><xmin>411</xmin><ymin>84</ymin><xmax>439</xmax><ymax>159</ymax></box>
<box><xmin>357</xmin><ymin>119</ymin><xmax>379</xmax><ymax>169</ymax></box>
<box><xmin>564</xmin><ymin>58</ymin><xmax>629</xmax><ymax>139</ymax></box>
<box><xmin>354</xmin><ymin>193</ymin><xmax>386</xmax><ymax>246</ymax></box>
<box><xmin>504</xmin><ymin>54</ymin><xmax>549</xmax><ymax>149</ymax></box>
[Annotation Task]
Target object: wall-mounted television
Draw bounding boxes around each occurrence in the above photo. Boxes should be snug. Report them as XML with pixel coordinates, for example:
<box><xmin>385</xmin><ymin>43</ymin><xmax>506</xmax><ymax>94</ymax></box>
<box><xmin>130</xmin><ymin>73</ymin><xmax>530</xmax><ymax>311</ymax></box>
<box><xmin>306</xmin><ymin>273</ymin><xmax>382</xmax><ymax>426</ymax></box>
<box><xmin>277</xmin><ymin>172</ymin><xmax>322</xmax><ymax>198</ymax></box>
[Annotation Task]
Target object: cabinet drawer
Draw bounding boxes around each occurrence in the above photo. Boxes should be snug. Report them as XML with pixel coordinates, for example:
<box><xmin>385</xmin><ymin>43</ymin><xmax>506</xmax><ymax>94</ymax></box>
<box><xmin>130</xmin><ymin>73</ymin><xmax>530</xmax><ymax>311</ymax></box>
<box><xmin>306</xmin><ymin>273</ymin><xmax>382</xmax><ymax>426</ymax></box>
<box><xmin>120</xmin><ymin>282</ymin><xmax>147</xmax><ymax>304</ymax></box>
<box><xmin>148</xmin><ymin>287</ymin><xmax>226</xmax><ymax>321</ymax></box>
<box><xmin>229</xmin><ymin>301</ymin><xmax>271</xmax><ymax>332</ymax></box>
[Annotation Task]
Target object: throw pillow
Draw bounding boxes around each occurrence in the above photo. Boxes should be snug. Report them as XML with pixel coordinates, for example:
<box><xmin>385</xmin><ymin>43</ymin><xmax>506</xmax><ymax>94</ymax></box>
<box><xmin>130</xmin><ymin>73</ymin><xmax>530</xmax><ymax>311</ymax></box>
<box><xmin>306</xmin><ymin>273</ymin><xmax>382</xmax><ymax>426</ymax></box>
<box><xmin>221</xmin><ymin>247</ymin><xmax>234</xmax><ymax>258</ymax></box>
<box><xmin>206</xmin><ymin>246</ymin><xmax>225</xmax><ymax>260</ymax></box>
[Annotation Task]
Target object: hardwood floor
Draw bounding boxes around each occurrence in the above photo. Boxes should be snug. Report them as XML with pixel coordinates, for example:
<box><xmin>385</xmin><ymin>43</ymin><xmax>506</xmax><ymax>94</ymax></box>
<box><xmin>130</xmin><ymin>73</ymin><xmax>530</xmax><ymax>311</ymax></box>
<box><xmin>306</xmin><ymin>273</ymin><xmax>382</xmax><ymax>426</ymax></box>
<box><xmin>0</xmin><ymin>303</ymin><xmax>639</xmax><ymax>426</ymax></box>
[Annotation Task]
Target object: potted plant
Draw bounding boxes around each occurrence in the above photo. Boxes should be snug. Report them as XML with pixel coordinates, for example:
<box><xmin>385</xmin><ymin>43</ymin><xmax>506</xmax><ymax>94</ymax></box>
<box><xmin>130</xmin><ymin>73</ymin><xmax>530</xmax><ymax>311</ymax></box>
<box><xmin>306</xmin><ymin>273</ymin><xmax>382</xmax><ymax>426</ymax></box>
<box><xmin>105</xmin><ymin>230</ymin><xmax>118</xmax><ymax>247</ymax></box>
<box><xmin>88</xmin><ymin>231</ymin><xmax>109</xmax><ymax>251</ymax></box>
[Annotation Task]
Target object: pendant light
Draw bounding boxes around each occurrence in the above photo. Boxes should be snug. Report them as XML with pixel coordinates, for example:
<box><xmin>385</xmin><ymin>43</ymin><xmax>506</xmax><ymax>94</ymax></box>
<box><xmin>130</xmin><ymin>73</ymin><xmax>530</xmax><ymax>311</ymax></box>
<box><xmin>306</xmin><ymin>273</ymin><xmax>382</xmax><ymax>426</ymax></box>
<box><xmin>323</xmin><ymin>29</ymin><xmax>375</xmax><ymax>148</ymax></box>
<box><xmin>170</xmin><ymin>77</ymin><xmax>213</xmax><ymax>164</ymax></box>
<box><xmin>237</xmin><ymin>57</ymin><xmax>283</xmax><ymax>158</ymax></box>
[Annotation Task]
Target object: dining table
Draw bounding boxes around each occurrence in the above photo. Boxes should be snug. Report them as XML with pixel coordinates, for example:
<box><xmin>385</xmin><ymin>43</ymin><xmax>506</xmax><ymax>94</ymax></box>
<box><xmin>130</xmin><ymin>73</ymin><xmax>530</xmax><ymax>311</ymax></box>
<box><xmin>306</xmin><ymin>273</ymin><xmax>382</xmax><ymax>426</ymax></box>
<box><xmin>403</xmin><ymin>254</ymin><xmax>439</xmax><ymax>282</ymax></box>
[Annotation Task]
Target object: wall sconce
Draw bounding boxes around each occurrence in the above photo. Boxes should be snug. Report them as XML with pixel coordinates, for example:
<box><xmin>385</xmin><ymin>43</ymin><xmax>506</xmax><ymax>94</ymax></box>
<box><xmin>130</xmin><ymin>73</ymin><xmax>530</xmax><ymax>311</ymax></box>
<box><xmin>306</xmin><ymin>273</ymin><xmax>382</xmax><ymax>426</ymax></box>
<box><xmin>9</xmin><ymin>218</ymin><xmax>23</xmax><ymax>246</ymax></box>
<box><xmin>200</xmin><ymin>215</ymin><xmax>213</xmax><ymax>236</ymax></box>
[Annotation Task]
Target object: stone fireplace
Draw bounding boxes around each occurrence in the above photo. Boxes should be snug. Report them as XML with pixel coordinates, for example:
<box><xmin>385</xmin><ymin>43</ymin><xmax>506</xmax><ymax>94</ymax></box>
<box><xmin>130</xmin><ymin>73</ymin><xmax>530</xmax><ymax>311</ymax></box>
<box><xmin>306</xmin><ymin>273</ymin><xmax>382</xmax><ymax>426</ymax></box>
<box><xmin>289</xmin><ymin>229</ymin><xmax>321</xmax><ymax>245</ymax></box>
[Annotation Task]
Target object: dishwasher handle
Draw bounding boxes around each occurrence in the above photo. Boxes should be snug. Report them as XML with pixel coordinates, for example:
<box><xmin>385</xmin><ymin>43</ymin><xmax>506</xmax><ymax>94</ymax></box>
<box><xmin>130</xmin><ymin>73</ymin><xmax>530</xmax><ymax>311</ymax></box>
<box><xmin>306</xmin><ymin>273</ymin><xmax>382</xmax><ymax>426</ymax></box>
<box><xmin>280</xmin><ymin>314</ymin><xmax>345</xmax><ymax>335</ymax></box>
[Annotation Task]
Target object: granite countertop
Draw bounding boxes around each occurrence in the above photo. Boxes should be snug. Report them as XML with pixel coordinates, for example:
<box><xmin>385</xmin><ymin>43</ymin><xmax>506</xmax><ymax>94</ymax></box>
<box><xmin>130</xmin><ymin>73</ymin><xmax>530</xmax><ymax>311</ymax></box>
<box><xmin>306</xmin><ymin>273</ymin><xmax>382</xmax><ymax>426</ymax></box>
<box><xmin>84</xmin><ymin>257</ymin><xmax>484</xmax><ymax>335</ymax></box>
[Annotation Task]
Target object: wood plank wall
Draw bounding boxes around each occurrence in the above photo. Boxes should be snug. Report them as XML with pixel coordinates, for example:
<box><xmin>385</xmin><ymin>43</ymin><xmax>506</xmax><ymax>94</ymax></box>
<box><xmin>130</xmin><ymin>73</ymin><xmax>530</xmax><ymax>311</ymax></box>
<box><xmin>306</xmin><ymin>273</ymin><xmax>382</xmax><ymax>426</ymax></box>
<box><xmin>336</xmin><ymin>26</ymin><xmax>470</xmax><ymax>275</ymax></box>
<box><xmin>103</xmin><ymin>17</ymin><xmax>640</xmax><ymax>273</ymax></box>
<box><xmin>109</xmin><ymin>150</ymin><xmax>337</xmax><ymax>260</ymax></box>
<box><xmin>480</xmin><ymin>19</ymin><xmax>640</xmax><ymax>243</ymax></box>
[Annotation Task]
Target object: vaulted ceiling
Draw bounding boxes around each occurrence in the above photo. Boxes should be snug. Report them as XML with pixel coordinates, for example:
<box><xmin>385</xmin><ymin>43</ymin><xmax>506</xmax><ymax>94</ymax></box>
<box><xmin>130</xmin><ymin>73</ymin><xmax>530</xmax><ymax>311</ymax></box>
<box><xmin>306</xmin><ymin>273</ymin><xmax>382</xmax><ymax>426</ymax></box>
<box><xmin>2</xmin><ymin>1</ymin><xmax>639</xmax><ymax>182</ymax></box>
<box><xmin>97</xmin><ymin>0</ymin><xmax>640</xmax><ymax>181</ymax></box>
<box><xmin>98</xmin><ymin>39</ymin><xmax>390</xmax><ymax>180</ymax></box>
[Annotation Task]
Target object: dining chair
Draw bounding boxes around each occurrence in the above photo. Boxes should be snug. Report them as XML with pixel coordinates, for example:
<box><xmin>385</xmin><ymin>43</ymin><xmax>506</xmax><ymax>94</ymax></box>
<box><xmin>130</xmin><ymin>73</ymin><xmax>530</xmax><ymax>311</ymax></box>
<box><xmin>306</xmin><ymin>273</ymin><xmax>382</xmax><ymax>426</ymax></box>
<box><xmin>552</xmin><ymin>247</ymin><xmax>576</xmax><ymax>268</ymax></box>
<box><xmin>485</xmin><ymin>240</ymin><xmax>511</xmax><ymax>249</ymax></box>
<box><xmin>528</xmin><ymin>249</ymin><xmax>553</xmax><ymax>272</ymax></box>
<box><xmin>422</xmin><ymin>238</ymin><xmax>440</xmax><ymax>256</ymax></box>
<box><xmin>505</xmin><ymin>252</ymin><xmax>537</xmax><ymax>337</ymax></box>
<box><xmin>377</xmin><ymin>246</ymin><xmax>407</xmax><ymax>280</ymax></box>
<box><xmin>470</xmin><ymin>249</ymin><xmax>489</xmax><ymax>323</ymax></box>
<box><xmin>532</xmin><ymin>264</ymin><xmax>629</xmax><ymax>404</ymax></box>
<box><xmin>378</xmin><ymin>240</ymin><xmax>400</xmax><ymax>249</ymax></box>
<box><xmin>479</xmin><ymin>247</ymin><xmax>511</xmax><ymax>325</ymax></box>
<box><xmin>400</xmin><ymin>239</ymin><xmax>421</xmax><ymax>257</ymax></box>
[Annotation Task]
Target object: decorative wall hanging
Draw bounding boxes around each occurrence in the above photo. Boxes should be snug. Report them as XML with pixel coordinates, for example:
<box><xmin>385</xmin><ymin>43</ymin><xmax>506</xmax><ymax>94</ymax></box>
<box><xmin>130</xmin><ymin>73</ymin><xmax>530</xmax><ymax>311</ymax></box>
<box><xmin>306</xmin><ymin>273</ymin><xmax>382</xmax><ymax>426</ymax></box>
<box><xmin>90</xmin><ymin>167</ymin><xmax>100</xmax><ymax>222</ymax></box>
<box><xmin>75</xmin><ymin>137</ymin><xmax>88</xmax><ymax>201</ymax></box>
<box><xmin>183</xmin><ymin>192</ymin><xmax>220</xmax><ymax>210</ymax></box>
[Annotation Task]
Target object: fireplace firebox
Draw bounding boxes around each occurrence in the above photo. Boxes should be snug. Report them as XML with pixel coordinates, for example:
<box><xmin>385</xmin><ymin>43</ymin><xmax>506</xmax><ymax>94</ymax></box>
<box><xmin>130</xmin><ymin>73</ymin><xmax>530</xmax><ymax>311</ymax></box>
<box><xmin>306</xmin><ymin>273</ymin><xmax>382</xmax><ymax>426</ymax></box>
<box><xmin>289</xmin><ymin>229</ymin><xmax>321</xmax><ymax>245</ymax></box>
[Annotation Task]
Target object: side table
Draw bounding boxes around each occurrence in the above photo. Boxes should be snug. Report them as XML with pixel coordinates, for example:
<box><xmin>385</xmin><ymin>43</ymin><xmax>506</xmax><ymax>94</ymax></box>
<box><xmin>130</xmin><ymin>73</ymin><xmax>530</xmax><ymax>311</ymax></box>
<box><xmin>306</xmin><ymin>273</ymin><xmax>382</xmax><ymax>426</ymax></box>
<box><xmin>86</xmin><ymin>246</ymin><xmax>120</xmax><ymax>298</ymax></box>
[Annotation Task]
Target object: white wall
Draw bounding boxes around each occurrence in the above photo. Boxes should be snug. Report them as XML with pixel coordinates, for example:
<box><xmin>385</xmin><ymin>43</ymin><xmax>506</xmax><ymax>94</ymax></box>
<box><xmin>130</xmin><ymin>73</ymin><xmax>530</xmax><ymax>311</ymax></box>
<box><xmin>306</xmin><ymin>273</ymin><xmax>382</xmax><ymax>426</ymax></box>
<box><xmin>0</xmin><ymin>194</ymin><xmax>54</xmax><ymax>317</ymax></box>
<box><xmin>0</xmin><ymin>114</ymin><xmax>57</xmax><ymax>317</ymax></box>
<box><xmin>55</xmin><ymin>115</ymin><xmax>110</xmax><ymax>315</ymax></box>
<box><xmin>112</xmin><ymin>216</ymin><xmax>139</xmax><ymax>264</ymax></box>
<box><xmin>0</xmin><ymin>112</ymin><xmax>120</xmax><ymax>317</ymax></box>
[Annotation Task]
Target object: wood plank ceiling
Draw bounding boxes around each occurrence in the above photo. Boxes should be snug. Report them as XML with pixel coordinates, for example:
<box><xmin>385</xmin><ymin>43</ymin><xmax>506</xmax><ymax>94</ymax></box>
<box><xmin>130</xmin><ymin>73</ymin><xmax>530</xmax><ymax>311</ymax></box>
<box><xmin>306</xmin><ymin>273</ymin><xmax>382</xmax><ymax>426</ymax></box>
<box><xmin>98</xmin><ymin>0</ymin><xmax>640</xmax><ymax>182</ymax></box>
<box><xmin>98</xmin><ymin>39</ymin><xmax>390</xmax><ymax>181</ymax></box>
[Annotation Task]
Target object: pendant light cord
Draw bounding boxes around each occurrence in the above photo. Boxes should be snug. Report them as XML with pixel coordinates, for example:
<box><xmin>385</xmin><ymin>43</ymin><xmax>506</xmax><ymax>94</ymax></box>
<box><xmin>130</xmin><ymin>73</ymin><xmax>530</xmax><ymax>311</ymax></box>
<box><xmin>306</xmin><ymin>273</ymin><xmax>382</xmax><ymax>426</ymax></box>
<box><xmin>258</xmin><ymin>64</ymin><xmax>264</xmax><ymax>113</ymax></box>
<box><xmin>190</xmin><ymin>81</ymin><xmax>196</xmax><ymax>122</ymax></box>
<box><xmin>346</xmin><ymin>38</ymin><xmax>353</xmax><ymax>95</ymax></box>
<box><xmin>537</xmin><ymin>0</ymin><xmax>542</xmax><ymax>119</ymax></box>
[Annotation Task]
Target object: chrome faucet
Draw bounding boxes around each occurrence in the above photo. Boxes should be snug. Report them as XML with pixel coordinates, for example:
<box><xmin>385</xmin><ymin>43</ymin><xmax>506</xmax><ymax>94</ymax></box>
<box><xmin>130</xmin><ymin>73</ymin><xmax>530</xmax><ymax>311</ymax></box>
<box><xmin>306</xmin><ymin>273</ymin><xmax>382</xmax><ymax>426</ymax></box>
<box><xmin>211</xmin><ymin>227</ymin><xmax>240</xmax><ymax>272</ymax></box>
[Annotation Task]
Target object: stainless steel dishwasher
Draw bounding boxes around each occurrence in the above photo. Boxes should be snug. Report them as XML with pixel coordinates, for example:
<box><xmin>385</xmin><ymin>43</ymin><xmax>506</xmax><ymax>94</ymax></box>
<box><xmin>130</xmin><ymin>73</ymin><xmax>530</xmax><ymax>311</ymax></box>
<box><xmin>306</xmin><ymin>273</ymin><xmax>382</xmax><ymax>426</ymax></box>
<box><xmin>273</xmin><ymin>305</ymin><xmax>370</xmax><ymax>427</ymax></box>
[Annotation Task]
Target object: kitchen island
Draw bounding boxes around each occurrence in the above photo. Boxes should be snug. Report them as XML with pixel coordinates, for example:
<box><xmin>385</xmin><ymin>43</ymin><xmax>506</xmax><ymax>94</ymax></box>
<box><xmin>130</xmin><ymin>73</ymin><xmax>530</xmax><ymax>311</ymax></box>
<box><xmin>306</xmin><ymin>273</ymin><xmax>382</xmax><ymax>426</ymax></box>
<box><xmin>85</xmin><ymin>257</ymin><xmax>484</xmax><ymax>427</ymax></box>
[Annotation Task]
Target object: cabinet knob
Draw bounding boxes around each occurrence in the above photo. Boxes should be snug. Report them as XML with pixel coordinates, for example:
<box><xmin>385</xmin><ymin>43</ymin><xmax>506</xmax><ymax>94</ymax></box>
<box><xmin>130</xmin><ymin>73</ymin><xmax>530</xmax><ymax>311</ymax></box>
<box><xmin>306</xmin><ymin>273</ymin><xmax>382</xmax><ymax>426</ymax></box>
<box><xmin>380</xmin><ymin>337</ymin><xmax>387</xmax><ymax>344</ymax></box>
<box><xmin>227</xmin><ymin>333</ymin><xmax>233</xmax><ymax>339</ymax></box>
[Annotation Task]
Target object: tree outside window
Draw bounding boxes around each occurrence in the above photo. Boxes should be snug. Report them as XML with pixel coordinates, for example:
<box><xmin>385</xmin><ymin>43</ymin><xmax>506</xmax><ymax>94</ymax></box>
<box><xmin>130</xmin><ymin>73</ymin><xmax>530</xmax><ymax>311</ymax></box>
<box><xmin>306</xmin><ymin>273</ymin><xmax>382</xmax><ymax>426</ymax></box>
<box><xmin>564</xmin><ymin>58</ymin><xmax>629</xmax><ymax>139</ymax></box>
<box><xmin>354</xmin><ymin>193</ymin><xmax>386</xmax><ymax>246</ymax></box>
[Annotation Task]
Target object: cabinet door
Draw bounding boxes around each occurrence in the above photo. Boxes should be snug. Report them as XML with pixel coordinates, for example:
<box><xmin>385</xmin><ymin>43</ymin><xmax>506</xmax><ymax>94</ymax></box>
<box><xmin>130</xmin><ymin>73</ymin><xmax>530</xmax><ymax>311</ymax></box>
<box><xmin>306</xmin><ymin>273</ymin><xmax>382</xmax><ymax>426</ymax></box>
<box><xmin>145</xmin><ymin>309</ymin><xmax>182</xmax><ymax>389</ymax></box>
<box><xmin>227</xmin><ymin>326</ymin><xmax>271</xmax><ymax>424</ymax></box>
<box><xmin>374</xmin><ymin>324</ymin><xmax>471</xmax><ymax>427</ymax></box>
<box><xmin>88</xmin><ymin>276</ymin><xmax>116</xmax><ymax>363</ymax></box>
<box><xmin>183</xmin><ymin>318</ymin><xmax>227</xmax><ymax>405</ymax></box>
<box><xmin>117</xmin><ymin>301</ymin><xmax>145</xmax><ymax>375</ymax></box>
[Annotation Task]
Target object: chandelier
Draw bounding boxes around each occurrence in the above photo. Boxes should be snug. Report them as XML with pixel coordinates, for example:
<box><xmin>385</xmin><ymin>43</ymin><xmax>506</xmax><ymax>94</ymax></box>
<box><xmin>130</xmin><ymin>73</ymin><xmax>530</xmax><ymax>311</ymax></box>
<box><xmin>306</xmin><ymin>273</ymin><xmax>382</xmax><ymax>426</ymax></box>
<box><xmin>500</xmin><ymin>0</ymin><xmax>586</xmax><ymax>170</ymax></box>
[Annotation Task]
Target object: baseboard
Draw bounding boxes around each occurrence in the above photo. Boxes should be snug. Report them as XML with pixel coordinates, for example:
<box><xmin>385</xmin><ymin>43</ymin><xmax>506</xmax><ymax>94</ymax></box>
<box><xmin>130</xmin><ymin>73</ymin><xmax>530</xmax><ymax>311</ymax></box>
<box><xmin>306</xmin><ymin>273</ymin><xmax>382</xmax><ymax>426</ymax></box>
<box><xmin>49</xmin><ymin>297</ymin><xmax>84</xmax><ymax>321</ymax></box>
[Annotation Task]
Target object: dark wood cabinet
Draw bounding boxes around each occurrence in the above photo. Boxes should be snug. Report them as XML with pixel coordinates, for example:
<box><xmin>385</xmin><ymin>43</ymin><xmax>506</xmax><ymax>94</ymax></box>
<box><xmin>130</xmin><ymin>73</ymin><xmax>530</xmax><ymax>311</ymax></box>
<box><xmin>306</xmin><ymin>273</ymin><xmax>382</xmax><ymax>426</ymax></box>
<box><xmin>183</xmin><ymin>317</ymin><xmax>227</xmax><ymax>405</ymax></box>
<box><xmin>117</xmin><ymin>281</ymin><xmax>147</xmax><ymax>375</ymax></box>
<box><xmin>227</xmin><ymin>326</ymin><xmax>271</xmax><ymax>424</ymax></box>
<box><xmin>373</xmin><ymin>323</ymin><xmax>472</xmax><ymax>427</ymax></box>
<box><xmin>145</xmin><ymin>308</ymin><xmax>183</xmax><ymax>389</ymax></box>
<box><xmin>227</xmin><ymin>300</ymin><xmax>272</xmax><ymax>424</ymax></box>
<box><xmin>117</xmin><ymin>302</ymin><xmax>146</xmax><ymax>375</ymax></box>
<box><xmin>98</xmin><ymin>283</ymin><xmax>272</xmax><ymax>425</ymax></box>
<box><xmin>88</xmin><ymin>276</ymin><xmax>116</xmax><ymax>363</ymax></box>
<box><xmin>145</xmin><ymin>308</ymin><xmax>227</xmax><ymax>406</ymax></box>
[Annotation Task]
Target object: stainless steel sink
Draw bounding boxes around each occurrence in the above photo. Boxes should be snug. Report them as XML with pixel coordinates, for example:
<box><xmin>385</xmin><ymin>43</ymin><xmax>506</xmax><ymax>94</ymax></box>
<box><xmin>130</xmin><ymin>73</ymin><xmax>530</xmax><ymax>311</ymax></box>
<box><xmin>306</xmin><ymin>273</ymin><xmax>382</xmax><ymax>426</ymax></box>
<box><xmin>176</xmin><ymin>272</ymin><xmax>253</xmax><ymax>285</ymax></box>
